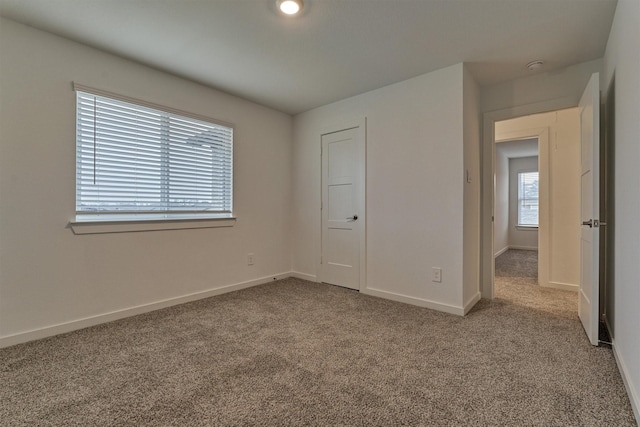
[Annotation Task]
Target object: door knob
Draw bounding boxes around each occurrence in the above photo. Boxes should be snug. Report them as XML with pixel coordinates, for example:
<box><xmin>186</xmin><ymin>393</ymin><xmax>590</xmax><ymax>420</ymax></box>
<box><xmin>347</xmin><ymin>215</ymin><xmax>358</xmax><ymax>221</ymax></box>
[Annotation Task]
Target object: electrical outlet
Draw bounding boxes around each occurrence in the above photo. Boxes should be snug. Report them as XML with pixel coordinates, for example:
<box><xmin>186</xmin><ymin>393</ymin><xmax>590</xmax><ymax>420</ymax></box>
<box><xmin>432</xmin><ymin>267</ymin><xmax>442</xmax><ymax>283</ymax></box>
<box><xmin>247</xmin><ymin>253</ymin><xmax>254</xmax><ymax>265</ymax></box>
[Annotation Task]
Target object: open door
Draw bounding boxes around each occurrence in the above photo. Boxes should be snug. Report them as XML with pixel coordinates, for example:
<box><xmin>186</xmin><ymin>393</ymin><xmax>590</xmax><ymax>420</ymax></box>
<box><xmin>579</xmin><ymin>73</ymin><xmax>600</xmax><ymax>346</ymax></box>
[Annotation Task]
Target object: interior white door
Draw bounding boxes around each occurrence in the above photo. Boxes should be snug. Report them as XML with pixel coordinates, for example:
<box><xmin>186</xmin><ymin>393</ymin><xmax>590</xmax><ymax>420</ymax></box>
<box><xmin>321</xmin><ymin>127</ymin><xmax>362</xmax><ymax>290</ymax></box>
<box><xmin>579</xmin><ymin>72</ymin><xmax>600</xmax><ymax>346</ymax></box>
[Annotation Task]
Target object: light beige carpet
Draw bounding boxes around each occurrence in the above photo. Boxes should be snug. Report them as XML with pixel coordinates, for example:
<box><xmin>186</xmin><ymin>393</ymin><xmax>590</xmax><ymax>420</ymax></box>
<box><xmin>495</xmin><ymin>248</ymin><xmax>538</xmax><ymax>286</ymax></box>
<box><xmin>0</xmin><ymin>277</ymin><xmax>636</xmax><ymax>426</ymax></box>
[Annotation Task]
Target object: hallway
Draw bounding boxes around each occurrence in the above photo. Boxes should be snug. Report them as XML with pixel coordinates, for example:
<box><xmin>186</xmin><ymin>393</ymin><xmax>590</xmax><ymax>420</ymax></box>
<box><xmin>494</xmin><ymin>249</ymin><xmax>577</xmax><ymax>318</ymax></box>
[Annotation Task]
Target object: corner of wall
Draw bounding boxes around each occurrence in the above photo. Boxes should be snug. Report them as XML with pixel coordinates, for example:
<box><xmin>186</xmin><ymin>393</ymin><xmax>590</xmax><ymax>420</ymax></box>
<box><xmin>462</xmin><ymin>65</ymin><xmax>482</xmax><ymax>306</ymax></box>
<box><xmin>602</xmin><ymin>0</ymin><xmax>640</xmax><ymax>423</ymax></box>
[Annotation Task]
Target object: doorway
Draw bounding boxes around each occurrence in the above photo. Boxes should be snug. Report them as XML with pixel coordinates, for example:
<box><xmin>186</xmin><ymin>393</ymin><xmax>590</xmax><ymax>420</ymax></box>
<box><xmin>493</xmin><ymin>136</ymin><xmax>540</xmax><ymax>293</ymax></box>
<box><xmin>483</xmin><ymin>106</ymin><xmax>582</xmax><ymax>299</ymax></box>
<box><xmin>481</xmin><ymin>73</ymin><xmax>603</xmax><ymax>345</ymax></box>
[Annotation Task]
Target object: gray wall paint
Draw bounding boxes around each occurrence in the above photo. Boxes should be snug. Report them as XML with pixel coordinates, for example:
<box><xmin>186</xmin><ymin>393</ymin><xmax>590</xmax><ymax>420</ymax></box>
<box><xmin>602</xmin><ymin>0</ymin><xmax>640</xmax><ymax>418</ymax></box>
<box><xmin>0</xmin><ymin>18</ymin><xmax>294</xmax><ymax>342</ymax></box>
<box><xmin>494</xmin><ymin>149</ymin><xmax>509</xmax><ymax>255</ymax></box>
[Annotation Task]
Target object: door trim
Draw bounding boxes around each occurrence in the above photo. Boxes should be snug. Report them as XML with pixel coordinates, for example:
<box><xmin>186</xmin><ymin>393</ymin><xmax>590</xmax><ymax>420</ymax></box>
<box><xmin>318</xmin><ymin>117</ymin><xmax>367</xmax><ymax>291</ymax></box>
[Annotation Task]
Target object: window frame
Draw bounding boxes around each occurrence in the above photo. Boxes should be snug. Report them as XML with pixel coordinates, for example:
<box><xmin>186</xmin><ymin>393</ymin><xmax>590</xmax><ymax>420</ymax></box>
<box><xmin>70</xmin><ymin>83</ymin><xmax>236</xmax><ymax>234</ymax></box>
<box><xmin>516</xmin><ymin>170</ymin><xmax>539</xmax><ymax>228</ymax></box>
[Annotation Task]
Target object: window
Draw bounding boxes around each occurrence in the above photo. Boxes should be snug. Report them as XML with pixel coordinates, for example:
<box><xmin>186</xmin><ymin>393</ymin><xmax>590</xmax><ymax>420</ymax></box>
<box><xmin>517</xmin><ymin>171</ymin><xmax>539</xmax><ymax>226</ymax></box>
<box><xmin>75</xmin><ymin>86</ymin><xmax>233</xmax><ymax>222</ymax></box>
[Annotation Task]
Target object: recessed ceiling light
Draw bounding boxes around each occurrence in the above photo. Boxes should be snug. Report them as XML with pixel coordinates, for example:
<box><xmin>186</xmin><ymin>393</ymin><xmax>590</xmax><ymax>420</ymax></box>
<box><xmin>277</xmin><ymin>0</ymin><xmax>303</xmax><ymax>15</ymax></box>
<box><xmin>526</xmin><ymin>60</ymin><xmax>544</xmax><ymax>71</ymax></box>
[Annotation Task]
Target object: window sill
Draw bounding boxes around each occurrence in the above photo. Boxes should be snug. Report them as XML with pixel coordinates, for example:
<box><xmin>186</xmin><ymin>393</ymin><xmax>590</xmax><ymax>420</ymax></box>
<box><xmin>516</xmin><ymin>225</ymin><xmax>538</xmax><ymax>231</ymax></box>
<box><xmin>69</xmin><ymin>215</ymin><xmax>236</xmax><ymax>235</ymax></box>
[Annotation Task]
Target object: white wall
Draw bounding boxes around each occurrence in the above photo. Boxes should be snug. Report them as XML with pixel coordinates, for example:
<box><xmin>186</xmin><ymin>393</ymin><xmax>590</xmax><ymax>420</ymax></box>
<box><xmin>494</xmin><ymin>138</ymin><xmax>539</xmax><ymax>255</ymax></box>
<box><xmin>292</xmin><ymin>63</ymin><xmax>476</xmax><ymax>314</ymax></box>
<box><xmin>462</xmin><ymin>66</ymin><xmax>481</xmax><ymax>309</ymax></box>
<box><xmin>0</xmin><ymin>18</ymin><xmax>293</xmax><ymax>345</ymax></box>
<box><xmin>550</xmin><ymin>109</ymin><xmax>581</xmax><ymax>287</ymax></box>
<box><xmin>602</xmin><ymin>0</ymin><xmax>640</xmax><ymax>420</ymax></box>
<box><xmin>494</xmin><ymin>148</ymin><xmax>509</xmax><ymax>256</ymax></box>
<box><xmin>508</xmin><ymin>156</ymin><xmax>539</xmax><ymax>250</ymax></box>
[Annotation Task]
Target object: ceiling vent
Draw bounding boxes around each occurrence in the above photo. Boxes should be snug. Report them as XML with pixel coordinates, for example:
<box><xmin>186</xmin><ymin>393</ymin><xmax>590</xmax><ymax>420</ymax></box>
<box><xmin>526</xmin><ymin>60</ymin><xmax>544</xmax><ymax>71</ymax></box>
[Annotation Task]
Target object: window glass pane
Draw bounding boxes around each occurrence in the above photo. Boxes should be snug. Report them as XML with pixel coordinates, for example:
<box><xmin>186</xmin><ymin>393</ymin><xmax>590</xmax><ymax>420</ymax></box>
<box><xmin>76</xmin><ymin>91</ymin><xmax>233</xmax><ymax>217</ymax></box>
<box><xmin>518</xmin><ymin>171</ymin><xmax>538</xmax><ymax>226</ymax></box>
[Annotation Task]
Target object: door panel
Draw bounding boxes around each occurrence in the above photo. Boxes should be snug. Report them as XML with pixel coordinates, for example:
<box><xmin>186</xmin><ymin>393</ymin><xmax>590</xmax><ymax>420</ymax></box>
<box><xmin>328</xmin><ymin>138</ymin><xmax>355</xmax><ymax>178</ymax></box>
<box><xmin>579</xmin><ymin>72</ymin><xmax>600</xmax><ymax>346</ymax></box>
<box><xmin>328</xmin><ymin>184</ymin><xmax>353</xmax><ymax>226</ymax></box>
<box><xmin>321</xmin><ymin>127</ymin><xmax>362</xmax><ymax>290</ymax></box>
<box><xmin>327</xmin><ymin>228</ymin><xmax>355</xmax><ymax>267</ymax></box>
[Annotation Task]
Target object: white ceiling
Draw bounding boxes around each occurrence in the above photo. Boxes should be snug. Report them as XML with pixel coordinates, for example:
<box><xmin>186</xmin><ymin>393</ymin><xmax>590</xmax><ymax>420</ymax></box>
<box><xmin>0</xmin><ymin>0</ymin><xmax>617</xmax><ymax>114</ymax></box>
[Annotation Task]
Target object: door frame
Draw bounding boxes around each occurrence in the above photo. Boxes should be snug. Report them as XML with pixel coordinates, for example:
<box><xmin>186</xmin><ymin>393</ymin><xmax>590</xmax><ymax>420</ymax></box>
<box><xmin>494</xmin><ymin>127</ymin><xmax>549</xmax><ymax>288</ymax></box>
<box><xmin>481</xmin><ymin>98</ymin><xmax>578</xmax><ymax>298</ymax></box>
<box><xmin>318</xmin><ymin>117</ymin><xmax>367</xmax><ymax>291</ymax></box>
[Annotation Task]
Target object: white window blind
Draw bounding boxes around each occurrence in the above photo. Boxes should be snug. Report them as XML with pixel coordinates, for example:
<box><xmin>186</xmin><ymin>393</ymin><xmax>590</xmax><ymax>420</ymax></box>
<box><xmin>75</xmin><ymin>89</ymin><xmax>233</xmax><ymax>219</ymax></box>
<box><xmin>517</xmin><ymin>171</ymin><xmax>539</xmax><ymax>226</ymax></box>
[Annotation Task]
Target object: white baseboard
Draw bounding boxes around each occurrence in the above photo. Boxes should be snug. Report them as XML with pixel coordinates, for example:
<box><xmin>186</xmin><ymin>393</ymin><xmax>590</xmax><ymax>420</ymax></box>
<box><xmin>0</xmin><ymin>272</ymin><xmax>290</xmax><ymax>349</ymax></box>
<box><xmin>540</xmin><ymin>281</ymin><xmax>579</xmax><ymax>292</ymax></box>
<box><xmin>0</xmin><ymin>272</ymin><xmax>496</xmax><ymax>349</ymax></box>
<box><xmin>289</xmin><ymin>271</ymin><xmax>318</xmax><ymax>282</ymax></box>
<box><xmin>495</xmin><ymin>246</ymin><xmax>538</xmax><ymax>257</ymax></box>
<box><xmin>361</xmin><ymin>287</ymin><xmax>465</xmax><ymax>316</ymax></box>
<box><xmin>463</xmin><ymin>292</ymin><xmax>482</xmax><ymax>314</ymax></box>
<box><xmin>494</xmin><ymin>246</ymin><xmax>509</xmax><ymax>257</ymax></box>
<box><xmin>612</xmin><ymin>339</ymin><xmax>640</xmax><ymax>424</ymax></box>
<box><xmin>508</xmin><ymin>245</ymin><xmax>538</xmax><ymax>251</ymax></box>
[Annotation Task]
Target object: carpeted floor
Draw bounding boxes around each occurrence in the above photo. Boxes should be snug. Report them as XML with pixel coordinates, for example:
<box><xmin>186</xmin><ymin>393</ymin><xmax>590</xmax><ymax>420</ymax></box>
<box><xmin>0</xmin><ymin>277</ymin><xmax>636</xmax><ymax>426</ymax></box>
<box><xmin>494</xmin><ymin>249</ymin><xmax>580</xmax><ymax>318</ymax></box>
<box><xmin>495</xmin><ymin>249</ymin><xmax>538</xmax><ymax>286</ymax></box>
